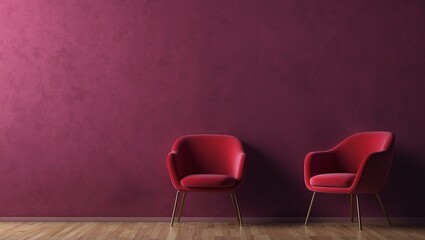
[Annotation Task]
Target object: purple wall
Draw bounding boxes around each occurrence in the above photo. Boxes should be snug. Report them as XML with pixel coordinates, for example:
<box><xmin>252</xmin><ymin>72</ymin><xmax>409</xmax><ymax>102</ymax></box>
<box><xmin>1</xmin><ymin>0</ymin><xmax>425</xmax><ymax>217</ymax></box>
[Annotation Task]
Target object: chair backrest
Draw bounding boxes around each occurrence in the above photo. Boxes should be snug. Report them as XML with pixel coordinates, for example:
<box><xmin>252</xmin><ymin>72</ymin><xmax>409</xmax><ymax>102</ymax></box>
<box><xmin>333</xmin><ymin>131</ymin><xmax>394</xmax><ymax>173</ymax></box>
<box><xmin>171</xmin><ymin>134</ymin><xmax>244</xmax><ymax>179</ymax></box>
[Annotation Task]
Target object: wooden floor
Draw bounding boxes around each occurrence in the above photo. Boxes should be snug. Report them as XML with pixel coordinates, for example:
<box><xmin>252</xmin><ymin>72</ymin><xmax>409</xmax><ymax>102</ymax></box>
<box><xmin>0</xmin><ymin>222</ymin><xmax>424</xmax><ymax>240</ymax></box>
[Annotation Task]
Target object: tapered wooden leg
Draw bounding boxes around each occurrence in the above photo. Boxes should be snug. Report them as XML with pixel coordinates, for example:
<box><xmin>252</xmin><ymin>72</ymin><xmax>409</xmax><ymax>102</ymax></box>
<box><xmin>177</xmin><ymin>192</ymin><xmax>186</xmax><ymax>222</ymax></box>
<box><xmin>376</xmin><ymin>193</ymin><xmax>392</xmax><ymax>225</ymax></box>
<box><xmin>350</xmin><ymin>194</ymin><xmax>354</xmax><ymax>222</ymax></box>
<box><xmin>170</xmin><ymin>191</ymin><xmax>180</xmax><ymax>227</ymax></box>
<box><xmin>305</xmin><ymin>192</ymin><xmax>316</xmax><ymax>226</ymax></box>
<box><xmin>230</xmin><ymin>192</ymin><xmax>243</xmax><ymax>226</ymax></box>
<box><xmin>230</xmin><ymin>192</ymin><xmax>237</xmax><ymax>217</ymax></box>
<box><xmin>355</xmin><ymin>194</ymin><xmax>362</xmax><ymax>231</ymax></box>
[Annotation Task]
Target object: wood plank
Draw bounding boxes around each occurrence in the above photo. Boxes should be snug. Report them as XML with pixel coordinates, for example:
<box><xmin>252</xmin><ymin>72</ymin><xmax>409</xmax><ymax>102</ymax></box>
<box><xmin>0</xmin><ymin>222</ymin><xmax>424</xmax><ymax>240</ymax></box>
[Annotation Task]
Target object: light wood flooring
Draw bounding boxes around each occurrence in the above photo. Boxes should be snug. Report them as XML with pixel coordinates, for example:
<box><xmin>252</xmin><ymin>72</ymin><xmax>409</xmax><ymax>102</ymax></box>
<box><xmin>0</xmin><ymin>221</ymin><xmax>424</xmax><ymax>240</ymax></box>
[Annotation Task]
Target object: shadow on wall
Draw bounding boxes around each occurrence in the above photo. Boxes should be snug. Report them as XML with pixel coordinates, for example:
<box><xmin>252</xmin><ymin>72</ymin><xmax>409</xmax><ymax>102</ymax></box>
<box><xmin>386</xmin><ymin>146</ymin><xmax>425</xmax><ymax>217</ymax></box>
<box><xmin>237</xmin><ymin>143</ymin><xmax>306</xmax><ymax>217</ymax></box>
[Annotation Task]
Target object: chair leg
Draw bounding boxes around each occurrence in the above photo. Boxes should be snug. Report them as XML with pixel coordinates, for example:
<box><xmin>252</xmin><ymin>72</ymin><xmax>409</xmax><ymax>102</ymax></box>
<box><xmin>230</xmin><ymin>192</ymin><xmax>243</xmax><ymax>226</ymax></box>
<box><xmin>350</xmin><ymin>194</ymin><xmax>354</xmax><ymax>222</ymax></box>
<box><xmin>230</xmin><ymin>192</ymin><xmax>237</xmax><ymax>217</ymax></box>
<box><xmin>355</xmin><ymin>194</ymin><xmax>362</xmax><ymax>230</ymax></box>
<box><xmin>177</xmin><ymin>192</ymin><xmax>186</xmax><ymax>222</ymax></box>
<box><xmin>304</xmin><ymin>192</ymin><xmax>316</xmax><ymax>226</ymax></box>
<box><xmin>376</xmin><ymin>193</ymin><xmax>392</xmax><ymax>226</ymax></box>
<box><xmin>170</xmin><ymin>191</ymin><xmax>180</xmax><ymax>227</ymax></box>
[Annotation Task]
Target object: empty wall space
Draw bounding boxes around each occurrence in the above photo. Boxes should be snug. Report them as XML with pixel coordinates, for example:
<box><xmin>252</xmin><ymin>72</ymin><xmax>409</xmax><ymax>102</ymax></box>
<box><xmin>1</xmin><ymin>0</ymin><xmax>425</xmax><ymax>217</ymax></box>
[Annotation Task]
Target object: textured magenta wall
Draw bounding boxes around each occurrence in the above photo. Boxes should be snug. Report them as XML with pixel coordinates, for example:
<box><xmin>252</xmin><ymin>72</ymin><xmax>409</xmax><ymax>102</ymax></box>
<box><xmin>1</xmin><ymin>0</ymin><xmax>425</xmax><ymax>217</ymax></box>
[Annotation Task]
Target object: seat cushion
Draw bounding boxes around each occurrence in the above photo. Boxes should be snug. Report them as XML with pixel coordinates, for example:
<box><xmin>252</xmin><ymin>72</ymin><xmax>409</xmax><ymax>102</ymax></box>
<box><xmin>310</xmin><ymin>173</ymin><xmax>356</xmax><ymax>188</ymax></box>
<box><xmin>180</xmin><ymin>174</ymin><xmax>236</xmax><ymax>188</ymax></box>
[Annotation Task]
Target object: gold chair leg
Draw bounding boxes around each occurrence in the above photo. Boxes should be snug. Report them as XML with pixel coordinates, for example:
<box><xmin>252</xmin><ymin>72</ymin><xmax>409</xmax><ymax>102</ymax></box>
<box><xmin>376</xmin><ymin>193</ymin><xmax>392</xmax><ymax>225</ymax></box>
<box><xmin>170</xmin><ymin>191</ymin><xmax>180</xmax><ymax>227</ymax></box>
<box><xmin>305</xmin><ymin>192</ymin><xmax>316</xmax><ymax>226</ymax></box>
<box><xmin>355</xmin><ymin>194</ymin><xmax>362</xmax><ymax>231</ymax></box>
<box><xmin>177</xmin><ymin>192</ymin><xmax>186</xmax><ymax>222</ymax></box>
<box><xmin>230</xmin><ymin>192</ymin><xmax>237</xmax><ymax>215</ymax></box>
<box><xmin>230</xmin><ymin>192</ymin><xmax>243</xmax><ymax>226</ymax></box>
<box><xmin>350</xmin><ymin>194</ymin><xmax>354</xmax><ymax>222</ymax></box>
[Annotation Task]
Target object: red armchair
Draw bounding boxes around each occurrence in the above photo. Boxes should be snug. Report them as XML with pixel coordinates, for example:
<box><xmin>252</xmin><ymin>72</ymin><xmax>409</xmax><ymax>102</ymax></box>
<box><xmin>167</xmin><ymin>134</ymin><xmax>246</xmax><ymax>226</ymax></box>
<box><xmin>304</xmin><ymin>131</ymin><xmax>395</xmax><ymax>230</ymax></box>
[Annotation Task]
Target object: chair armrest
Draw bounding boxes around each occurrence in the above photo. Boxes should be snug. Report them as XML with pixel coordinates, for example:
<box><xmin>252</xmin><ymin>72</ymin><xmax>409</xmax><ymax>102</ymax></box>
<box><xmin>234</xmin><ymin>152</ymin><xmax>246</xmax><ymax>181</ymax></box>
<box><xmin>167</xmin><ymin>152</ymin><xmax>182</xmax><ymax>190</ymax></box>
<box><xmin>351</xmin><ymin>150</ymin><xmax>393</xmax><ymax>193</ymax></box>
<box><xmin>304</xmin><ymin>150</ymin><xmax>338</xmax><ymax>186</ymax></box>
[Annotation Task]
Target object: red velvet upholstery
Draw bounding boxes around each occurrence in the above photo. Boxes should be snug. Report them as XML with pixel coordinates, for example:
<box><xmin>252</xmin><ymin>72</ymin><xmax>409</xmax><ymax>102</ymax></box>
<box><xmin>304</xmin><ymin>132</ymin><xmax>395</xmax><ymax>230</ymax></box>
<box><xmin>167</xmin><ymin>134</ymin><xmax>246</xmax><ymax>226</ymax></box>
<box><xmin>181</xmin><ymin>174</ymin><xmax>236</xmax><ymax>188</ymax></box>
<box><xmin>167</xmin><ymin>134</ymin><xmax>246</xmax><ymax>192</ymax></box>
<box><xmin>304</xmin><ymin>131</ymin><xmax>395</xmax><ymax>194</ymax></box>
<box><xmin>310</xmin><ymin>173</ymin><xmax>356</xmax><ymax>188</ymax></box>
